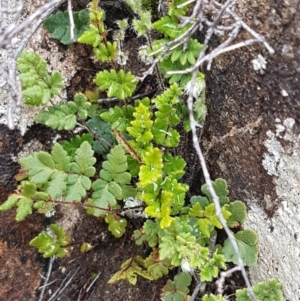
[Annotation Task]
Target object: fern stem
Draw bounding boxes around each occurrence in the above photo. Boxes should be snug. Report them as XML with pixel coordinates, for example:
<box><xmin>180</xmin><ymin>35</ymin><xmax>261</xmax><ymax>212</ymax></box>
<box><xmin>77</xmin><ymin>121</ymin><xmax>113</xmax><ymax>151</ymax></box>
<box><xmin>38</xmin><ymin>256</ymin><xmax>55</xmax><ymax>301</ymax></box>
<box><xmin>97</xmin><ymin>89</ymin><xmax>157</xmax><ymax>104</ymax></box>
<box><xmin>50</xmin><ymin>199</ymin><xmax>115</xmax><ymax>213</ymax></box>
<box><xmin>189</xmin><ymin>282</ymin><xmax>202</xmax><ymax>301</ymax></box>
<box><xmin>146</xmin><ymin>32</ymin><xmax>165</xmax><ymax>92</ymax></box>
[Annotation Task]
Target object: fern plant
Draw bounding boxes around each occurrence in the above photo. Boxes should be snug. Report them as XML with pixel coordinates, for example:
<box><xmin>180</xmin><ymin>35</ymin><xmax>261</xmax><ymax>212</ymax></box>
<box><xmin>157</xmin><ymin>39</ymin><xmax>204</xmax><ymax>86</ymax></box>
<box><xmin>86</xmin><ymin>145</ymin><xmax>135</xmax><ymax>218</ymax></box>
<box><xmin>77</xmin><ymin>0</ymin><xmax>108</xmax><ymax>49</ymax></box>
<box><xmin>34</xmin><ymin>93</ymin><xmax>91</xmax><ymax>130</ymax></box>
<box><xmin>94</xmin><ymin>69</ymin><xmax>138</xmax><ymax>100</ymax></box>
<box><xmin>0</xmin><ymin>181</ymin><xmax>49</xmax><ymax>221</ymax></box>
<box><xmin>78</xmin><ymin>0</ymin><xmax>129</xmax><ymax>66</ymax></box>
<box><xmin>135</xmin><ymin>0</ymin><xmax>202</xmax><ymax>88</ymax></box>
<box><xmin>136</xmin><ymin>1</ymin><xmax>207</xmax><ymax>125</ymax></box>
<box><xmin>30</xmin><ymin>224</ymin><xmax>71</xmax><ymax>258</ymax></box>
<box><xmin>17</xmin><ymin>50</ymin><xmax>64</xmax><ymax>105</ymax></box>
<box><xmin>3</xmin><ymin>0</ymin><xmax>284</xmax><ymax>300</ymax></box>
<box><xmin>0</xmin><ymin>141</ymin><xmax>96</xmax><ymax>221</ymax></box>
<box><xmin>236</xmin><ymin>279</ymin><xmax>283</xmax><ymax>301</ymax></box>
<box><xmin>124</xmin><ymin>179</ymin><xmax>253</xmax><ymax>286</ymax></box>
<box><xmin>101</xmin><ymin>90</ymin><xmax>189</xmax><ymax>229</ymax></box>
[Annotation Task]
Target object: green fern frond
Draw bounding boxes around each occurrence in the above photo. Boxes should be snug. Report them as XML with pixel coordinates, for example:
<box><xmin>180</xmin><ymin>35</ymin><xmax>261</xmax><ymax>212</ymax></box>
<box><xmin>105</xmin><ymin>213</ymin><xmax>127</xmax><ymax>238</ymax></box>
<box><xmin>236</xmin><ymin>279</ymin><xmax>283</xmax><ymax>301</ymax></box>
<box><xmin>87</xmin><ymin>145</ymin><xmax>135</xmax><ymax>217</ymax></box>
<box><xmin>189</xmin><ymin>202</ymin><xmax>231</xmax><ymax>238</ymax></box>
<box><xmin>108</xmin><ymin>256</ymin><xmax>153</xmax><ymax>285</ymax></box>
<box><xmin>171</xmin><ymin>39</ymin><xmax>203</xmax><ymax>65</ymax></box>
<box><xmin>132</xmin><ymin>11</ymin><xmax>152</xmax><ymax>36</ymax></box>
<box><xmin>94</xmin><ymin>41</ymin><xmax>118</xmax><ymax>62</ymax></box>
<box><xmin>152</xmin><ymin>105</ymin><xmax>180</xmax><ymax>147</ymax></box>
<box><xmin>17</xmin><ymin>50</ymin><xmax>64</xmax><ymax>105</ymax></box>
<box><xmin>78</xmin><ymin>5</ymin><xmax>105</xmax><ymax>47</ymax></box>
<box><xmin>150</xmin><ymin>84</ymin><xmax>182</xmax><ymax>147</ymax></box>
<box><xmin>100</xmin><ymin>104</ymin><xmax>135</xmax><ymax>132</ymax></box>
<box><xmin>167</xmin><ymin>0</ymin><xmax>192</xmax><ymax>17</ymax></box>
<box><xmin>133</xmin><ymin>219</ymin><xmax>159</xmax><ymax>247</ymax></box>
<box><xmin>94</xmin><ymin>69</ymin><xmax>138</xmax><ymax>100</ymax></box>
<box><xmin>0</xmin><ymin>181</ymin><xmax>49</xmax><ymax>221</ymax></box>
<box><xmin>34</xmin><ymin>93</ymin><xmax>91</xmax><ymax>130</ymax></box>
<box><xmin>62</xmin><ymin>133</ymin><xmax>94</xmax><ymax>159</ymax></box>
<box><xmin>153</xmin><ymin>16</ymin><xmax>189</xmax><ymax>38</ymax></box>
<box><xmin>86</xmin><ymin>116</ymin><xmax>114</xmax><ymax>155</ymax></box>
<box><xmin>152</xmin><ymin>83</ymin><xmax>183</xmax><ymax>107</ymax></box>
<box><xmin>17</xmin><ymin>142</ymin><xmax>95</xmax><ymax>202</ymax></box>
<box><xmin>30</xmin><ymin>224</ymin><xmax>71</xmax><ymax>258</ymax></box>
<box><xmin>159</xmin><ymin>217</ymin><xmax>210</xmax><ymax>267</ymax></box>
<box><xmin>159</xmin><ymin>57</ymin><xmax>192</xmax><ymax>86</ymax></box>
<box><xmin>78</xmin><ymin>25</ymin><xmax>101</xmax><ymax>47</ymax></box>
<box><xmin>127</xmin><ymin>102</ymin><xmax>153</xmax><ymax>147</ymax></box>
<box><xmin>64</xmin><ymin>145</ymin><xmax>96</xmax><ymax>202</ymax></box>
<box><xmin>19</xmin><ymin>144</ymin><xmax>70</xmax><ymax>197</ymax></box>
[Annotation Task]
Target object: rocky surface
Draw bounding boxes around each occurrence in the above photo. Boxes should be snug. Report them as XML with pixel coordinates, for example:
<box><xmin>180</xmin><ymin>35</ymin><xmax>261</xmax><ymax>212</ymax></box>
<box><xmin>202</xmin><ymin>0</ymin><xmax>300</xmax><ymax>299</ymax></box>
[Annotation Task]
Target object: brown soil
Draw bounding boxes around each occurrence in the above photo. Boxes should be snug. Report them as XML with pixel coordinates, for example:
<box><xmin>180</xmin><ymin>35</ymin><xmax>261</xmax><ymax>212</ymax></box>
<box><xmin>0</xmin><ymin>207</ymin><xmax>163</xmax><ymax>301</ymax></box>
<box><xmin>36</xmin><ymin>208</ymin><xmax>164</xmax><ymax>301</ymax></box>
<box><xmin>0</xmin><ymin>211</ymin><xmax>44</xmax><ymax>301</ymax></box>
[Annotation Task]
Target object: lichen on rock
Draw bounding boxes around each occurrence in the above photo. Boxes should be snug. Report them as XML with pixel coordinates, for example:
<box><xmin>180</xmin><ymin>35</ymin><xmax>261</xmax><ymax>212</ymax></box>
<box><xmin>245</xmin><ymin>118</ymin><xmax>300</xmax><ymax>301</ymax></box>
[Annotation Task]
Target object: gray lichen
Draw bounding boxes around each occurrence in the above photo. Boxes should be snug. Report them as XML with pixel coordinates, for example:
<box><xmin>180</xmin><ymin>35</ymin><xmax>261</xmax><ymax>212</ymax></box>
<box><xmin>245</xmin><ymin>118</ymin><xmax>300</xmax><ymax>301</ymax></box>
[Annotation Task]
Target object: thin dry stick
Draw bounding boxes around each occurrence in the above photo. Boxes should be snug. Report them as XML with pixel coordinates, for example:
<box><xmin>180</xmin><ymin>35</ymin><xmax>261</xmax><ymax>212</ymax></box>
<box><xmin>67</xmin><ymin>0</ymin><xmax>75</xmax><ymax>41</ymax></box>
<box><xmin>204</xmin><ymin>117</ymin><xmax>263</xmax><ymax>154</ymax></box>
<box><xmin>38</xmin><ymin>256</ymin><xmax>55</xmax><ymax>301</ymax></box>
<box><xmin>165</xmin><ymin>0</ymin><xmax>274</xmax><ymax>75</ymax></box>
<box><xmin>216</xmin><ymin>265</ymin><xmax>241</xmax><ymax>293</ymax></box>
<box><xmin>142</xmin><ymin>0</ymin><xmax>274</xmax><ymax>82</ymax></box>
<box><xmin>14</xmin><ymin>0</ymin><xmax>66</xmax><ymax>58</ymax></box>
<box><xmin>47</xmin><ymin>265</ymin><xmax>81</xmax><ymax>301</ymax></box>
<box><xmin>189</xmin><ymin>282</ymin><xmax>203</xmax><ymax>301</ymax></box>
<box><xmin>0</xmin><ymin>0</ymin><xmax>65</xmax><ymax>47</ymax></box>
<box><xmin>39</xmin><ymin>280</ymin><xmax>57</xmax><ymax>290</ymax></box>
<box><xmin>86</xmin><ymin>272</ymin><xmax>101</xmax><ymax>292</ymax></box>
<box><xmin>186</xmin><ymin>70</ymin><xmax>260</xmax><ymax>301</ymax></box>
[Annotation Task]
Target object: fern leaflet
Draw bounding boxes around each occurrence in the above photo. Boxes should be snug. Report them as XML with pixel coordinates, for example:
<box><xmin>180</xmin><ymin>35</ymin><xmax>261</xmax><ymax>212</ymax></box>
<box><xmin>17</xmin><ymin>50</ymin><xmax>64</xmax><ymax>105</ymax></box>
<box><xmin>34</xmin><ymin>93</ymin><xmax>91</xmax><ymax>130</ymax></box>
<box><xmin>94</xmin><ymin>69</ymin><xmax>138</xmax><ymax>100</ymax></box>
<box><xmin>87</xmin><ymin>145</ymin><xmax>135</xmax><ymax>217</ymax></box>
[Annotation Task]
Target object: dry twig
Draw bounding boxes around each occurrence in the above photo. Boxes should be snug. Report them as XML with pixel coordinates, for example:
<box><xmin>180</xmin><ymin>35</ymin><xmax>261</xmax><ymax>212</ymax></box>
<box><xmin>38</xmin><ymin>256</ymin><xmax>55</xmax><ymax>301</ymax></box>
<box><xmin>204</xmin><ymin>117</ymin><xmax>262</xmax><ymax>154</ymax></box>
<box><xmin>141</xmin><ymin>0</ymin><xmax>274</xmax><ymax>82</ymax></box>
<box><xmin>186</xmin><ymin>70</ymin><xmax>260</xmax><ymax>301</ymax></box>
<box><xmin>47</xmin><ymin>265</ymin><xmax>81</xmax><ymax>301</ymax></box>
